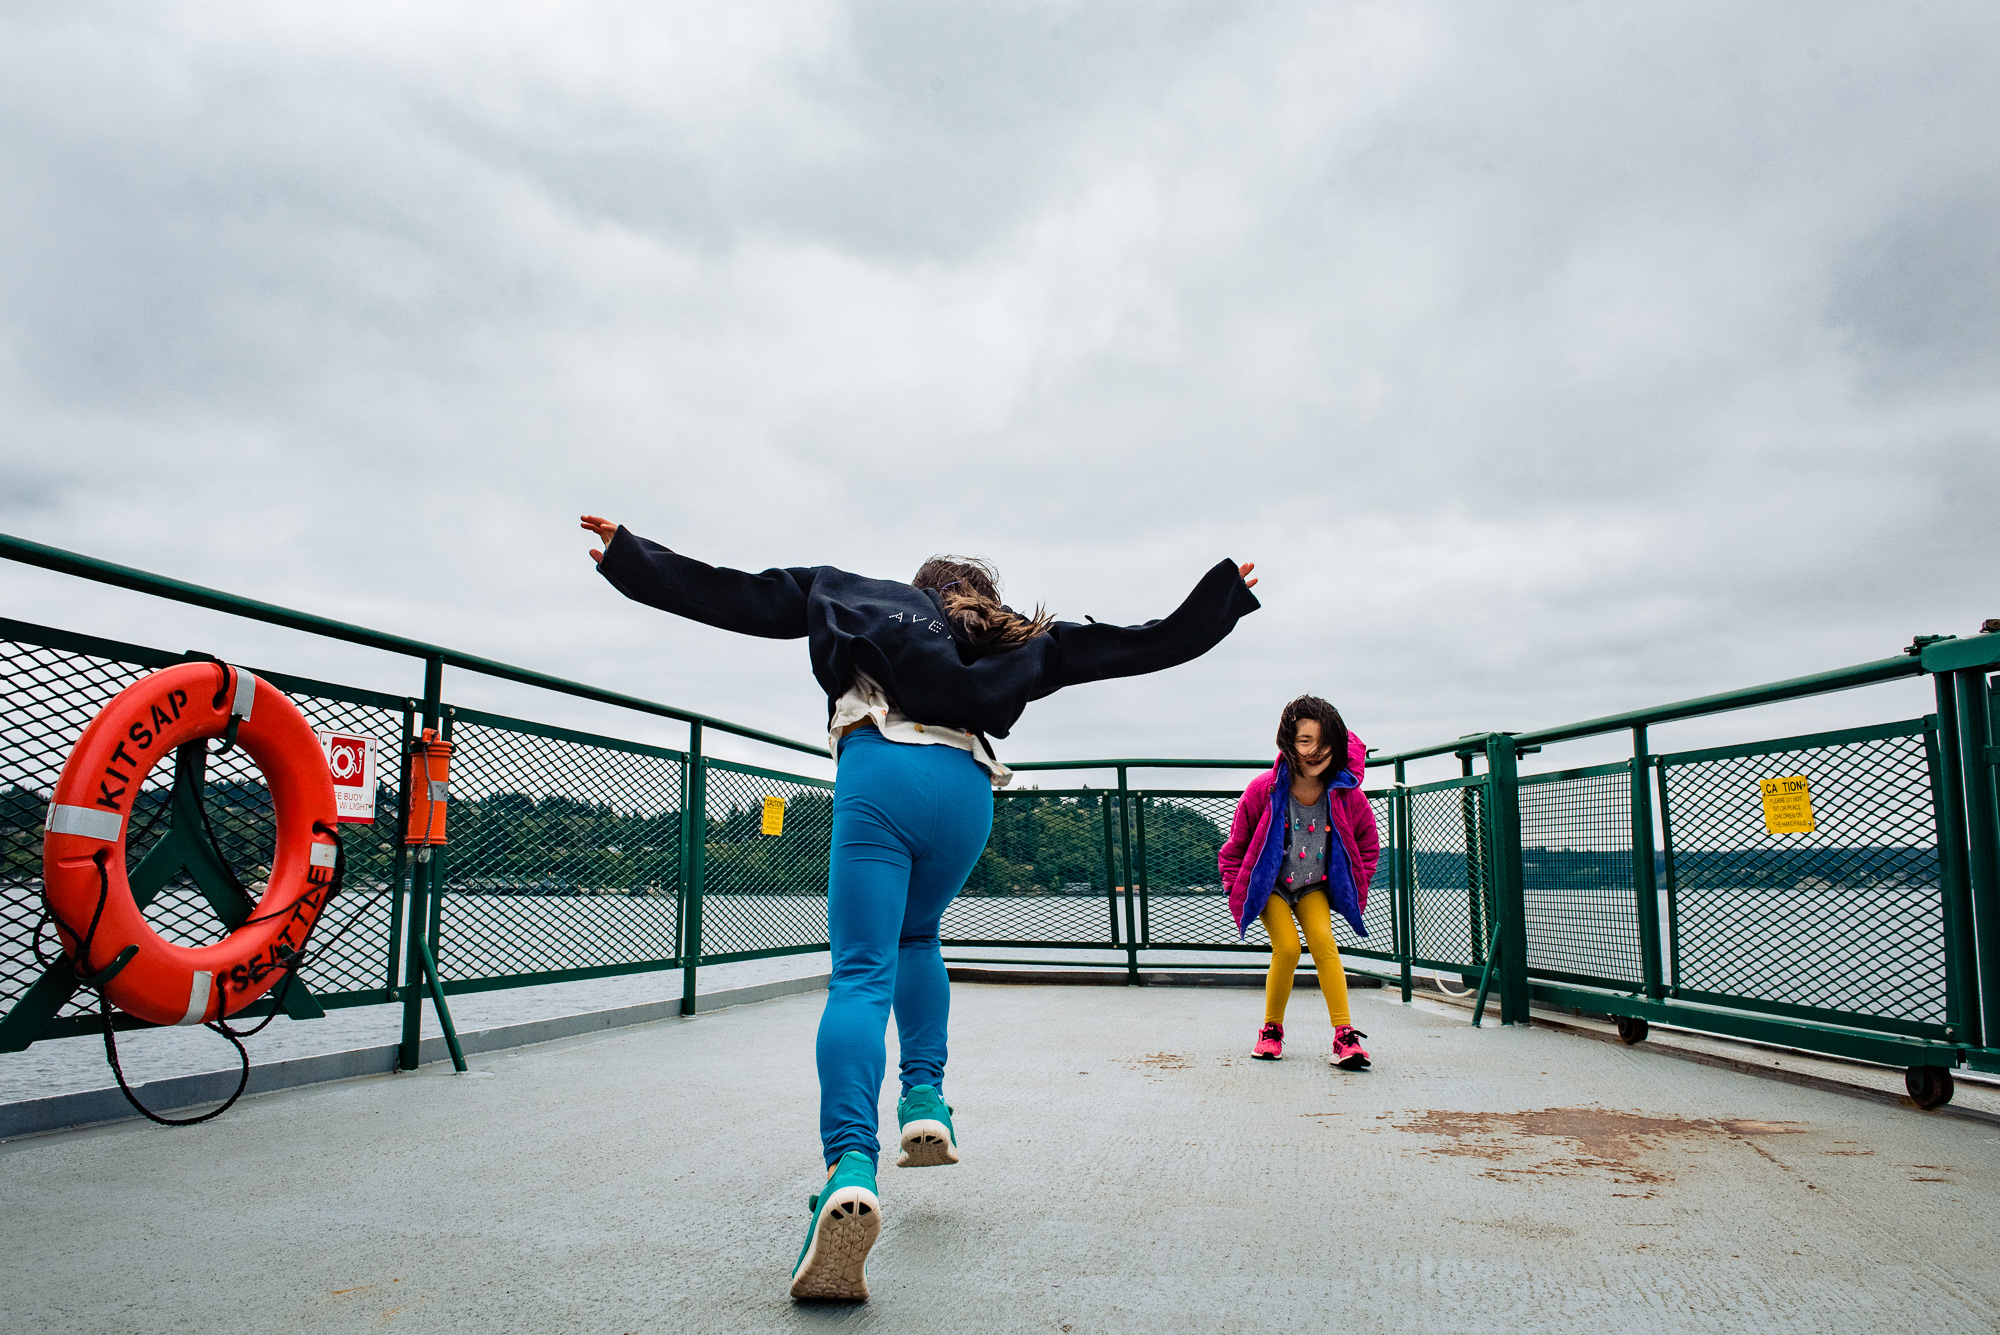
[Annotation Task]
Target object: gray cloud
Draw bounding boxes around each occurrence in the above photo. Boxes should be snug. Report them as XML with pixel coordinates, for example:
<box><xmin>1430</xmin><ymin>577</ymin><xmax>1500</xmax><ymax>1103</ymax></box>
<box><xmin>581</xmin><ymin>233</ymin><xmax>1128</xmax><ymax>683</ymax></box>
<box><xmin>1</xmin><ymin>1</ymin><xmax>1994</xmax><ymax>780</ymax></box>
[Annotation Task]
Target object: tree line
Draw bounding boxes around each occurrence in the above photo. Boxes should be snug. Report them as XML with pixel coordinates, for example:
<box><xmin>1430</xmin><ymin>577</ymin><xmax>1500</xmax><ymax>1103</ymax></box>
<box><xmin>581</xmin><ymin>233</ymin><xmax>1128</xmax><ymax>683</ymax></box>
<box><xmin>2</xmin><ymin>781</ymin><xmax>1941</xmax><ymax>900</ymax></box>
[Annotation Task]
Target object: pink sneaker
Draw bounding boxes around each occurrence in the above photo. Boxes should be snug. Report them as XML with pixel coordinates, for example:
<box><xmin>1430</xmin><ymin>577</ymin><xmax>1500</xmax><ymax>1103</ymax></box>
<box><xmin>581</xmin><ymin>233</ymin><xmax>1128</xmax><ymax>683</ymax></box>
<box><xmin>1331</xmin><ymin>1025</ymin><xmax>1371</xmax><ymax>1071</ymax></box>
<box><xmin>1251</xmin><ymin>1022</ymin><xmax>1284</xmax><ymax>1060</ymax></box>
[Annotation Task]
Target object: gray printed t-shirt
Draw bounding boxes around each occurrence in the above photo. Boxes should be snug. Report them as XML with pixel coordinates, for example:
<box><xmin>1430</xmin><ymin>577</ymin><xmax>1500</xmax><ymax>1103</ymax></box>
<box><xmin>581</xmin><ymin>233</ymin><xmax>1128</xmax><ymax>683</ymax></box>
<box><xmin>1276</xmin><ymin>790</ymin><xmax>1331</xmax><ymax>907</ymax></box>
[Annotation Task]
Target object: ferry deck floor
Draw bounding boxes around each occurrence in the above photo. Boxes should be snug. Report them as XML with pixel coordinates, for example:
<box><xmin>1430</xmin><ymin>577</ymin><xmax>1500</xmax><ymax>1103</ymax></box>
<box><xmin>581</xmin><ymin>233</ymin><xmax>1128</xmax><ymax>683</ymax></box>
<box><xmin>5</xmin><ymin>981</ymin><xmax>1995</xmax><ymax>1334</ymax></box>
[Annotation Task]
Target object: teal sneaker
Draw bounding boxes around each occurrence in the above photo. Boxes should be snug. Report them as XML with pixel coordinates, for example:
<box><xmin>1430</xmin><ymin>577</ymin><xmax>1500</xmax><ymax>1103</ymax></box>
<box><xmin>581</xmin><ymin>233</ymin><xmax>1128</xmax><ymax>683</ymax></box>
<box><xmin>789</xmin><ymin>1151</ymin><xmax>880</xmax><ymax>1302</ymax></box>
<box><xmin>896</xmin><ymin>1084</ymin><xmax>960</xmax><ymax>1168</ymax></box>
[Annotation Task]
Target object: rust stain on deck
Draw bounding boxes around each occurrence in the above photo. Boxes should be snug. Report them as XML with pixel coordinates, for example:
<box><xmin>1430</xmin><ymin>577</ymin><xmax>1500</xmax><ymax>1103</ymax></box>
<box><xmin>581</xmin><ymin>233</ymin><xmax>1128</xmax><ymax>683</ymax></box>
<box><xmin>1395</xmin><ymin>1106</ymin><xmax>1805</xmax><ymax>1188</ymax></box>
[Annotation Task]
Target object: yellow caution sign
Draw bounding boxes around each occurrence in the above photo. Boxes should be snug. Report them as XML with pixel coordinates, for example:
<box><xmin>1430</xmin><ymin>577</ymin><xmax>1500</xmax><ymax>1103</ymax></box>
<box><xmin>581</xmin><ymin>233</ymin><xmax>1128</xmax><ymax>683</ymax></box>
<box><xmin>761</xmin><ymin>795</ymin><xmax>786</xmax><ymax>837</ymax></box>
<box><xmin>1759</xmin><ymin>775</ymin><xmax>1815</xmax><ymax>834</ymax></box>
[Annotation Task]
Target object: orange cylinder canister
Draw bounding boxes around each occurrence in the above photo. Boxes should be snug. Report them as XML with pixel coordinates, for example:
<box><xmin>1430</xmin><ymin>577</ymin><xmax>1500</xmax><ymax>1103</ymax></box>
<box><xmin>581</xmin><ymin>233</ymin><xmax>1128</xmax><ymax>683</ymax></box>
<box><xmin>403</xmin><ymin>728</ymin><xmax>453</xmax><ymax>846</ymax></box>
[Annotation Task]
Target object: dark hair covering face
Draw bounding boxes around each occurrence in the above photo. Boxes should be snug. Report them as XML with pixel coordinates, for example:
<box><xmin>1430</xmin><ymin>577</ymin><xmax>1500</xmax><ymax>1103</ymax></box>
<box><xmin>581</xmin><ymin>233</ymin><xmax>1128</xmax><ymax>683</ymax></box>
<box><xmin>1276</xmin><ymin>695</ymin><xmax>1349</xmax><ymax>777</ymax></box>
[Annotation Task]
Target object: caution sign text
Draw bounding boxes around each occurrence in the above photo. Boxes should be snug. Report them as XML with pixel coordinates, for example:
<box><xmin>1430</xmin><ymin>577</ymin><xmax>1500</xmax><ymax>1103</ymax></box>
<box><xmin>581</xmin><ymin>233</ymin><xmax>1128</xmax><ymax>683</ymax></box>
<box><xmin>1759</xmin><ymin>774</ymin><xmax>1815</xmax><ymax>835</ymax></box>
<box><xmin>761</xmin><ymin>795</ymin><xmax>786</xmax><ymax>837</ymax></box>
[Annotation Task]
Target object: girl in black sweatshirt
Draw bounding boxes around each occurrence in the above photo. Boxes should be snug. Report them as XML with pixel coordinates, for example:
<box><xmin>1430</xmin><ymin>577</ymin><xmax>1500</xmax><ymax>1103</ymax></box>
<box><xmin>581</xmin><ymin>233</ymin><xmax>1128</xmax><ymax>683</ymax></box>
<box><xmin>583</xmin><ymin>515</ymin><xmax>1258</xmax><ymax>1301</ymax></box>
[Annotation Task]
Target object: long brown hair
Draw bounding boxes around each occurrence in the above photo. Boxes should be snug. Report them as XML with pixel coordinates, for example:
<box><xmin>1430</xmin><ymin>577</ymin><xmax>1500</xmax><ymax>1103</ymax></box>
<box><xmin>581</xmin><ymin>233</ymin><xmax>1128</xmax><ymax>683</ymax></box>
<box><xmin>911</xmin><ymin>555</ymin><xmax>1055</xmax><ymax>651</ymax></box>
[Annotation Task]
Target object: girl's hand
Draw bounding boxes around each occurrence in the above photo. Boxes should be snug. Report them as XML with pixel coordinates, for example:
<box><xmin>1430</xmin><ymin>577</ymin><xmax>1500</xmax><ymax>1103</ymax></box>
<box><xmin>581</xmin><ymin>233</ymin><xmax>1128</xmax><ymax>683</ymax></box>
<box><xmin>1239</xmin><ymin>562</ymin><xmax>1258</xmax><ymax>589</ymax></box>
<box><xmin>581</xmin><ymin>514</ymin><xmax>619</xmax><ymax>564</ymax></box>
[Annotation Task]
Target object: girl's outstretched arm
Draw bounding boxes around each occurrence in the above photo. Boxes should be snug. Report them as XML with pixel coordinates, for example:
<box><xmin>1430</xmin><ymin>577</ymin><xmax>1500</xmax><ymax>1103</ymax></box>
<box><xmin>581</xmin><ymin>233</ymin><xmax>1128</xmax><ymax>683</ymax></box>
<box><xmin>583</xmin><ymin>515</ymin><xmax>817</xmax><ymax>640</ymax></box>
<box><xmin>1043</xmin><ymin>559</ymin><xmax>1261</xmax><ymax>690</ymax></box>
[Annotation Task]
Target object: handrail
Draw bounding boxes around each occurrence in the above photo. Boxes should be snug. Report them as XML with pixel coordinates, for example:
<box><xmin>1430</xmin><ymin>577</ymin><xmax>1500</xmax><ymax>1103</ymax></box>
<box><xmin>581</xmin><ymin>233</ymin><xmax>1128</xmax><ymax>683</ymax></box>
<box><xmin>2</xmin><ymin>530</ymin><xmax>1936</xmax><ymax>768</ymax></box>
<box><xmin>1001</xmin><ymin>645</ymin><xmax>1929</xmax><ymax>773</ymax></box>
<box><xmin>1368</xmin><ymin>734</ymin><xmax>1500</xmax><ymax>766</ymax></box>
<box><xmin>0</xmin><ymin>531</ymin><xmax>827</xmax><ymax>758</ymax></box>
<box><xmin>1499</xmin><ymin>653</ymin><xmax>1923</xmax><ymax>748</ymax></box>
<box><xmin>7</xmin><ymin>533</ymin><xmax>1978</xmax><ymax>1066</ymax></box>
<box><xmin>1356</xmin><ymin>653</ymin><xmax>1928</xmax><ymax>766</ymax></box>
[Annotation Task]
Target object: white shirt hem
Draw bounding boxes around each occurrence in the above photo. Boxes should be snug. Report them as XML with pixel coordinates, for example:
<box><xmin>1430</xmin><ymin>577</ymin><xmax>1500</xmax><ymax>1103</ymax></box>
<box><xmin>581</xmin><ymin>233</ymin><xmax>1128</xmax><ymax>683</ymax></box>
<box><xmin>826</xmin><ymin>673</ymin><xmax>1012</xmax><ymax>787</ymax></box>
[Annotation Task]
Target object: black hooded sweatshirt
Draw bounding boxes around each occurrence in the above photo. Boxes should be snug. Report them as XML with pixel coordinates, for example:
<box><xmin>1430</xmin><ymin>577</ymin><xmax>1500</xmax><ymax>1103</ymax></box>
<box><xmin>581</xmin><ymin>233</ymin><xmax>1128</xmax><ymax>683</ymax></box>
<box><xmin>596</xmin><ymin>527</ymin><xmax>1260</xmax><ymax>740</ymax></box>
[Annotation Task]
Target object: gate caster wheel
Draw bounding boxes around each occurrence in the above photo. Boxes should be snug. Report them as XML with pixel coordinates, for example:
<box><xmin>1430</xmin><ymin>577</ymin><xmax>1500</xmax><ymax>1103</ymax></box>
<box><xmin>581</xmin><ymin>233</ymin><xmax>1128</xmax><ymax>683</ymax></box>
<box><xmin>1905</xmin><ymin>1065</ymin><xmax>1955</xmax><ymax>1110</ymax></box>
<box><xmin>1615</xmin><ymin>1015</ymin><xmax>1649</xmax><ymax>1046</ymax></box>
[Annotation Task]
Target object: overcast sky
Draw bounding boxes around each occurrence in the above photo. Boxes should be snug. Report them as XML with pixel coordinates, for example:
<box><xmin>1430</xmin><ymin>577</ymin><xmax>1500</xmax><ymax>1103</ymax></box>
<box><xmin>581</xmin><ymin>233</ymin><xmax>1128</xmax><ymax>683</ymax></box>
<box><xmin>1</xmin><ymin>1</ymin><xmax>1994</xmax><ymax>782</ymax></box>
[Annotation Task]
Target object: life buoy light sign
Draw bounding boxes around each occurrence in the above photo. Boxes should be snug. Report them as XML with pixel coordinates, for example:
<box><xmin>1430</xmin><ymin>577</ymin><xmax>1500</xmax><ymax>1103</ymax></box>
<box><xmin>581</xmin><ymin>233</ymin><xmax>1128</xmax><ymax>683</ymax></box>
<box><xmin>41</xmin><ymin>662</ymin><xmax>341</xmax><ymax>1028</ymax></box>
<box><xmin>317</xmin><ymin>729</ymin><xmax>378</xmax><ymax>824</ymax></box>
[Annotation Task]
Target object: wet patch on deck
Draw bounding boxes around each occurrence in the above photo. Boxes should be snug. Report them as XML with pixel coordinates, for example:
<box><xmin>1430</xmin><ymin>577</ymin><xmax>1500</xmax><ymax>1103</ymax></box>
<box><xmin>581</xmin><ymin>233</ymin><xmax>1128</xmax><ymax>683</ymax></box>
<box><xmin>1394</xmin><ymin>1106</ymin><xmax>1805</xmax><ymax>1192</ymax></box>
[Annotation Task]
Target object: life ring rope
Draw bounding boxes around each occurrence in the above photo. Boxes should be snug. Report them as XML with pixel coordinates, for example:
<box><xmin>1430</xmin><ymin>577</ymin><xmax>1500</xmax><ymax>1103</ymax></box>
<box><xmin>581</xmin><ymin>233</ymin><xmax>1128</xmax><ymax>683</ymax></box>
<box><xmin>35</xmin><ymin>798</ymin><xmax>359</xmax><ymax>1126</ymax></box>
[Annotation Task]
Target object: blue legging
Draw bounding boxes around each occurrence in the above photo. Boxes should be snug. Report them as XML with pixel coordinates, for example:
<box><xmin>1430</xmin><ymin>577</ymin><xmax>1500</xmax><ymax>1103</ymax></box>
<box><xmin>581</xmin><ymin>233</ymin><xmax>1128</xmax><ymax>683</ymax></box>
<box><xmin>818</xmin><ymin>726</ymin><xmax>993</xmax><ymax>1165</ymax></box>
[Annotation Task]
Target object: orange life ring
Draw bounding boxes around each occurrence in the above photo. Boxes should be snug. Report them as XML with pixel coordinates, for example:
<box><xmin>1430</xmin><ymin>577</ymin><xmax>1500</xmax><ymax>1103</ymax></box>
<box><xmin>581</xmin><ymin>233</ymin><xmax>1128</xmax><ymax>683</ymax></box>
<box><xmin>41</xmin><ymin>662</ymin><xmax>341</xmax><ymax>1027</ymax></box>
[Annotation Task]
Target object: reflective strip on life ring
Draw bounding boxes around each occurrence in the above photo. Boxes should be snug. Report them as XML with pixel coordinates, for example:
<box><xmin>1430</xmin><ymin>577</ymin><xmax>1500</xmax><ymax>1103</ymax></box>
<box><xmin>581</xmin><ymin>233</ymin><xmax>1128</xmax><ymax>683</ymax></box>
<box><xmin>40</xmin><ymin>662</ymin><xmax>341</xmax><ymax>1028</ymax></box>
<box><xmin>46</xmin><ymin>804</ymin><xmax>124</xmax><ymax>841</ymax></box>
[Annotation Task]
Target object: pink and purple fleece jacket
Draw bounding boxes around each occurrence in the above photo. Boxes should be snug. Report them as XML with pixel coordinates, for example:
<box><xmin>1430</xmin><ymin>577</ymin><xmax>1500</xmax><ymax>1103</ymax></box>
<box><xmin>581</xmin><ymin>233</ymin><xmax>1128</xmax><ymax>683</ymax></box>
<box><xmin>1217</xmin><ymin>732</ymin><xmax>1381</xmax><ymax>939</ymax></box>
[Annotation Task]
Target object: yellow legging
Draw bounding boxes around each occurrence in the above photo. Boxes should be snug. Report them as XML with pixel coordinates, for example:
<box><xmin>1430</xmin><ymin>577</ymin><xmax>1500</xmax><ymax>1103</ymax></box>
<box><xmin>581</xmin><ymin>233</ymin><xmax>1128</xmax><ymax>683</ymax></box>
<box><xmin>1260</xmin><ymin>889</ymin><xmax>1351</xmax><ymax>1028</ymax></box>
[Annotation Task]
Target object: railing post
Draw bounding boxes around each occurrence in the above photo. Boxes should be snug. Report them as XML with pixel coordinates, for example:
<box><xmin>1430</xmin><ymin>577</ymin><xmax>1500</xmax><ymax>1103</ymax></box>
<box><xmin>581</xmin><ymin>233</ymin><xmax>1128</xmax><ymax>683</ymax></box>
<box><xmin>419</xmin><ymin>705</ymin><xmax>467</xmax><ymax>1073</ymax></box>
<box><xmin>1954</xmin><ymin>670</ymin><xmax>2000</xmax><ymax>1047</ymax></box>
<box><xmin>681</xmin><ymin>721</ymin><xmax>706</xmax><ymax>1017</ymax></box>
<box><xmin>1116</xmin><ymin>767</ymin><xmax>1139</xmax><ymax>985</ymax></box>
<box><xmin>1483</xmin><ymin>734</ymin><xmax>1529</xmax><ymax>1025</ymax></box>
<box><xmin>1657</xmin><ymin>758</ymin><xmax>1683</xmax><ymax>995</ymax></box>
<box><xmin>400</xmin><ymin>654</ymin><xmax>443</xmax><ymax>1071</ymax></box>
<box><xmin>1395</xmin><ymin>759</ymin><xmax>1412</xmax><ymax>1003</ymax></box>
<box><xmin>1631</xmin><ymin>725</ymin><xmax>1666</xmax><ymax>1000</ymax></box>
<box><xmin>1928</xmin><ymin>679</ymin><xmax>1978</xmax><ymax>1049</ymax></box>
<box><xmin>673</xmin><ymin>741</ymin><xmax>688</xmax><ymax>987</ymax></box>
<box><xmin>1134</xmin><ymin>791</ymin><xmax>1151</xmax><ymax>947</ymax></box>
<box><xmin>396</xmin><ymin>848</ymin><xmax>426</xmax><ymax>1068</ymax></box>
<box><xmin>1100</xmin><ymin>792</ymin><xmax>1122</xmax><ymax>952</ymax></box>
<box><xmin>1459</xmin><ymin>750</ymin><xmax>1487</xmax><ymax>978</ymax></box>
<box><xmin>383</xmin><ymin>700</ymin><xmax>417</xmax><ymax>1001</ymax></box>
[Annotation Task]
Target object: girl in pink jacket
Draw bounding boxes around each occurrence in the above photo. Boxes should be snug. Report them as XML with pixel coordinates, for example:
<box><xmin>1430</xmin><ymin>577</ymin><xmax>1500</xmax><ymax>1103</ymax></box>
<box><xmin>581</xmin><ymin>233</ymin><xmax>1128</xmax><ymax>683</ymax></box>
<box><xmin>1216</xmin><ymin>695</ymin><xmax>1380</xmax><ymax>1069</ymax></box>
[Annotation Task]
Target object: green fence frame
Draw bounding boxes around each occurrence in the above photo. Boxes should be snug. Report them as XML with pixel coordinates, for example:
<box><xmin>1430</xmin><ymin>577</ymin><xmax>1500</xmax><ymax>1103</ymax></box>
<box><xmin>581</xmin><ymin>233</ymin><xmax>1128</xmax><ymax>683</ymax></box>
<box><xmin>4</xmin><ymin>531</ymin><xmax>2000</xmax><ymax>1092</ymax></box>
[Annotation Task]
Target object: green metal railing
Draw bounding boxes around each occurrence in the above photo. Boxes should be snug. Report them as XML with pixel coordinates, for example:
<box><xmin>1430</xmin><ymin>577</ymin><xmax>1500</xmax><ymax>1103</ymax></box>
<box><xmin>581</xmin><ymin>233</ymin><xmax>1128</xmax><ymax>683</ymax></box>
<box><xmin>3</xmin><ymin>532</ymin><xmax>1998</xmax><ymax>1095</ymax></box>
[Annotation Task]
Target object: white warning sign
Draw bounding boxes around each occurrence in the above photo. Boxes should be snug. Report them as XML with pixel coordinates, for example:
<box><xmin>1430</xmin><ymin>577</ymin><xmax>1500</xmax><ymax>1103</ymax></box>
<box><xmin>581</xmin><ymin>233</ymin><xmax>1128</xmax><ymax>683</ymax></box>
<box><xmin>318</xmin><ymin>730</ymin><xmax>378</xmax><ymax>824</ymax></box>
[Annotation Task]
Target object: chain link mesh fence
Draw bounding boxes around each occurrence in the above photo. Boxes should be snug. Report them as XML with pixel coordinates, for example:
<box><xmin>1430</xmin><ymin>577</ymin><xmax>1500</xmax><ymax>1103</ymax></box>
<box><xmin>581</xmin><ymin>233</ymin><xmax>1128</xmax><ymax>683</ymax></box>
<box><xmin>1134</xmin><ymin>792</ymin><xmax>1234</xmax><ymax>947</ymax></box>
<box><xmin>943</xmin><ymin>789</ymin><xmax>1116</xmax><ymax>945</ymax></box>
<box><xmin>229</xmin><ymin>678</ymin><xmax>407</xmax><ymax>1003</ymax></box>
<box><xmin>8</xmin><ymin>608</ymin><xmax>1984</xmax><ymax>1073</ymax></box>
<box><xmin>1133</xmin><ymin>790</ymin><xmax>1395</xmax><ymax>959</ymax></box>
<box><xmin>1519</xmin><ymin>763</ymin><xmax>1644</xmax><ymax>988</ymax></box>
<box><xmin>1406</xmin><ymin>778</ymin><xmax>1493</xmax><ymax>971</ymax></box>
<box><xmin>437</xmin><ymin>709</ymin><xmax>685</xmax><ymax>988</ymax></box>
<box><xmin>0</xmin><ymin>624</ymin><xmax>408</xmax><ymax>1030</ymax></box>
<box><xmin>1356</xmin><ymin>791</ymin><xmax>1396</xmax><ymax>950</ymax></box>
<box><xmin>2</xmin><ymin>629</ymin><xmax>166</xmax><ymax>1023</ymax></box>
<box><xmin>1658</xmin><ymin>719</ymin><xmax>1947</xmax><ymax>1031</ymax></box>
<box><xmin>696</xmin><ymin>761</ymin><xmax>834</xmax><ymax>961</ymax></box>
